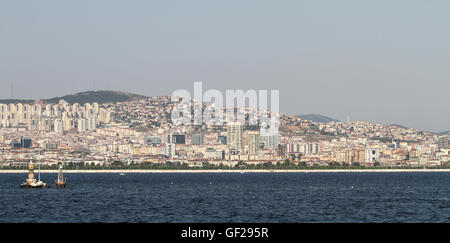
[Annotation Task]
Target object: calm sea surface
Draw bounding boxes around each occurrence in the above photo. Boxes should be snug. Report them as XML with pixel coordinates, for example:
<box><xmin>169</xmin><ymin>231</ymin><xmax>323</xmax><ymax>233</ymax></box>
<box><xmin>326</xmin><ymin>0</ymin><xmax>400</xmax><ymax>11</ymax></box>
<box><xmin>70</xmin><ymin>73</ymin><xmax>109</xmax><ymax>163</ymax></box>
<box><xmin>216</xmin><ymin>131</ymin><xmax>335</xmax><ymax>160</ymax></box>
<box><xmin>0</xmin><ymin>172</ymin><xmax>449</xmax><ymax>222</ymax></box>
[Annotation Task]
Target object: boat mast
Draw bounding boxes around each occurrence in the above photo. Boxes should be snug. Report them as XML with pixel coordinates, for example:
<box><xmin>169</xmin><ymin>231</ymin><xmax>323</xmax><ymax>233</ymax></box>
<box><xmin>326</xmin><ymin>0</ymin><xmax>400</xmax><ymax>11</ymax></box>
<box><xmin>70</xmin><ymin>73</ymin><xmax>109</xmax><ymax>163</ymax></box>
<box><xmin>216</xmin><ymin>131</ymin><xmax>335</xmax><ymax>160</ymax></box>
<box><xmin>58</xmin><ymin>164</ymin><xmax>61</xmax><ymax>182</ymax></box>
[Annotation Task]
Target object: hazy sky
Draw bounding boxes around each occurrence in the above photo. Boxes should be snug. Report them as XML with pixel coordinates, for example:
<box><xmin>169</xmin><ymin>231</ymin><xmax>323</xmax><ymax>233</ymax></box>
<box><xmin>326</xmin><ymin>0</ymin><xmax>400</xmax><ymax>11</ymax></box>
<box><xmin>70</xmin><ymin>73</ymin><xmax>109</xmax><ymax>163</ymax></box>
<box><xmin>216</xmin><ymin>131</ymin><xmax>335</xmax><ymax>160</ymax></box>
<box><xmin>1</xmin><ymin>0</ymin><xmax>449</xmax><ymax>132</ymax></box>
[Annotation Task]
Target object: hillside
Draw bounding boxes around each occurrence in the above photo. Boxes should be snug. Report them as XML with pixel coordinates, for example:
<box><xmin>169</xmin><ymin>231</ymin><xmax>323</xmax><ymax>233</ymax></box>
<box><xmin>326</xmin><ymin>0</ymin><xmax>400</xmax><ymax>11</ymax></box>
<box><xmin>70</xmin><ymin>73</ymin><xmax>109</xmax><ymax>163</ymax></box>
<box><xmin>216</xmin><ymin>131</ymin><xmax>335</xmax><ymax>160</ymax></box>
<box><xmin>438</xmin><ymin>131</ymin><xmax>450</xmax><ymax>136</ymax></box>
<box><xmin>296</xmin><ymin>114</ymin><xmax>339</xmax><ymax>123</ymax></box>
<box><xmin>390</xmin><ymin>124</ymin><xmax>409</xmax><ymax>129</ymax></box>
<box><xmin>0</xmin><ymin>90</ymin><xmax>148</xmax><ymax>105</ymax></box>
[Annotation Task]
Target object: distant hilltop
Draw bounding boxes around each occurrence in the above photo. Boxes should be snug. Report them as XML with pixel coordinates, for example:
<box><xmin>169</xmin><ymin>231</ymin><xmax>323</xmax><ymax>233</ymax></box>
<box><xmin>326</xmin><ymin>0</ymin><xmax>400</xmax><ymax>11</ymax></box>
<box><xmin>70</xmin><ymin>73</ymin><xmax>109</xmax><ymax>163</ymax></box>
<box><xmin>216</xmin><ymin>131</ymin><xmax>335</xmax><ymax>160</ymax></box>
<box><xmin>0</xmin><ymin>91</ymin><xmax>446</xmax><ymax>134</ymax></box>
<box><xmin>390</xmin><ymin>124</ymin><xmax>409</xmax><ymax>129</ymax></box>
<box><xmin>295</xmin><ymin>114</ymin><xmax>339</xmax><ymax>123</ymax></box>
<box><xmin>0</xmin><ymin>90</ymin><xmax>147</xmax><ymax>105</ymax></box>
<box><xmin>438</xmin><ymin>131</ymin><xmax>450</xmax><ymax>136</ymax></box>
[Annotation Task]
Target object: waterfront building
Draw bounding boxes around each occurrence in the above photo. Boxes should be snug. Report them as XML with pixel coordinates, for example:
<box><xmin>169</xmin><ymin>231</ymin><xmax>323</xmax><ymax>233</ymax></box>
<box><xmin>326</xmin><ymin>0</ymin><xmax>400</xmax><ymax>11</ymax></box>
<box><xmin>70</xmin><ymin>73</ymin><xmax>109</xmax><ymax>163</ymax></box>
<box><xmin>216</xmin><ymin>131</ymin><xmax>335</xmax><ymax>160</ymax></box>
<box><xmin>204</xmin><ymin>148</ymin><xmax>224</xmax><ymax>160</ymax></box>
<box><xmin>168</xmin><ymin>133</ymin><xmax>186</xmax><ymax>144</ymax></box>
<box><xmin>305</xmin><ymin>143</ymin><xmax>320</xmax><ymax>155</ymax></box>
<box><xmin>365</xmin><ymin>149</ymin><xmax>380</xmax><ymax>163</ymax></box>
<box><xmin>191</xmin><ymin>133</ymin><xmax>204</xmax><ymax>145</ymax></box>
<box><xmin>277</xmin><ymin>144</ymin><xmax>287</xmax><ymax>159</ymax></box>
<box><xmin>166</xmin><ymin>143</ymin><xmax>176</xmax><ymax>158</ymax></box>
<box><xmin>261</xmin><ymin>134</ymin><xmax>278</xmax><ymax>148</ymax></box>
<box><xmin>218</xmin><ymin>135</ymin><xmax>227</xmax><ymax>145</ymax></box>
<box><xmin>247</xmin><ymin>131</ymin><xmax>260</xmax><ymax>155</ymax></box>
<box><xmin>438</xmin><ymin>136</ymin><xmax>448</xmax><ymax>149</ymax></box>
<box><xmin>227</xmin><ymin>122</ymin><xmax>243</xmax><ymax>150</ymax></box>
<box><xmin>146</xmin><ymin>136</ymin><xmax>162</xmax><ymax>146</ymax></box>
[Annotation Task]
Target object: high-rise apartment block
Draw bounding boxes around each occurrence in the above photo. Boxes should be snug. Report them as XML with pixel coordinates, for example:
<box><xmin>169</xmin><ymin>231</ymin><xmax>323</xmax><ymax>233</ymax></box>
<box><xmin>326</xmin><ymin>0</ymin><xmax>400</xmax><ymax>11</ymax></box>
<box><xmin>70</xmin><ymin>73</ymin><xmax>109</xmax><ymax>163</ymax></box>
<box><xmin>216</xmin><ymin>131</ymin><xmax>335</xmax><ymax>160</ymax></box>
<box><xmin>227</xmin><ymin>122</ymin><xmax>243</xmax><ymax>150</ymax></box>
<box><xmin>0</xmin><ymin>100</ymin><xmax>112</xmax><ymax>132</ymax></box>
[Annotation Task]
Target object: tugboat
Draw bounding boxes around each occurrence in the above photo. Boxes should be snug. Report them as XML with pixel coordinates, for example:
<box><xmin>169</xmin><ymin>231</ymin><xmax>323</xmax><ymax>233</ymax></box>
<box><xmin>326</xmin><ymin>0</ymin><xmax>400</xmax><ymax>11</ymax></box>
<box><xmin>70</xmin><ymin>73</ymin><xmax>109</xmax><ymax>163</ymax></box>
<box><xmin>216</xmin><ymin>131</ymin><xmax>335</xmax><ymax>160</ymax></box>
<box><xmin>20</xmin><ymin>159</ymin><xmax>48</xmax><ymax>188</ymax></box>
<box><xmin>55</xmin><ymin>164</ymin><xmax>67</xmax><ymax>188</ymax></box>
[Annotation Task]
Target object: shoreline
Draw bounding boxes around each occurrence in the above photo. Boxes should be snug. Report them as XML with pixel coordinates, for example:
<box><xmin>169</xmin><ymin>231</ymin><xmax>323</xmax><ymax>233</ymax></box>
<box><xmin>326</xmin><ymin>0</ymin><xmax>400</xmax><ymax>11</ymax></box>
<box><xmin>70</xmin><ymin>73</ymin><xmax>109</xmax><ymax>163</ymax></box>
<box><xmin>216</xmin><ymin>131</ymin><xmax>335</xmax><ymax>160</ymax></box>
<box><xmin>1</xmin><ymin>169</ymin><xmax>450</xmax><ymax>173</ymax></box>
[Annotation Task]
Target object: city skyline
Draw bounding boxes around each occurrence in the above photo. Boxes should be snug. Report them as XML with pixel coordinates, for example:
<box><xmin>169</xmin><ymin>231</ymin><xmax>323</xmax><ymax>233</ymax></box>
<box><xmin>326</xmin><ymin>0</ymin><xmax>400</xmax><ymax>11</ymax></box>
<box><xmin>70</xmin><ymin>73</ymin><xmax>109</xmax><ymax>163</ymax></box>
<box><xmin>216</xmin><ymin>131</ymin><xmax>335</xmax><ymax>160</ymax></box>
<box><xmin>1</xmin><ymin>0</ymin><xmax>449</xmax><ymax>227</ymax></box>
<box><xmin>1</xmin><ymin>0</ymin><xmax>449</xmax><ymax>132</ymax></box>
<box><xmin>0</xmin><ymin>89</ymin><xmax>448</xmax><ymax>134</ymax></box>
<box><xmin>0</xmin><ymin>94</ymin><xmax>448</xmax><ymax>169</ymax></box>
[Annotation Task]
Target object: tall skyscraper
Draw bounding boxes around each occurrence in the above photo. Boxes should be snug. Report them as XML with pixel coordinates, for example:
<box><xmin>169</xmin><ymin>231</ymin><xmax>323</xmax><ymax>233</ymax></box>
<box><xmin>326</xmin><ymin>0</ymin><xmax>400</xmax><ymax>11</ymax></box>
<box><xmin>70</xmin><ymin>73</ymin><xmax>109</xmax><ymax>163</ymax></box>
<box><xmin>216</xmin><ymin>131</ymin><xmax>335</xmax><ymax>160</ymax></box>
<box><xmin>77</xmin><ymin>118</ymin><xmax>87</xmax><ymax>133</ymax></box>
<box><xmin>54</xmin><ymin>119</ymin><xmax>63</xmax><ymax>134</ymax></box>
<box><xmin>261</xmin><ymin>134</ymin><xmax>278</xmax><ymax>148</ymax></box>
<box><xmin>227</xmin><ymin>122</ymin><xmax>243</xmax><ymax>150</ymax></box>
<box><xmin>438</xmin><ymin>136</ymin><xmax>448</xmax><ymax>149</ymax></box>
<box><xmin>247</xmin><ymin>131</ymin><xmax>260</xmax><ymax>155</ymax></box>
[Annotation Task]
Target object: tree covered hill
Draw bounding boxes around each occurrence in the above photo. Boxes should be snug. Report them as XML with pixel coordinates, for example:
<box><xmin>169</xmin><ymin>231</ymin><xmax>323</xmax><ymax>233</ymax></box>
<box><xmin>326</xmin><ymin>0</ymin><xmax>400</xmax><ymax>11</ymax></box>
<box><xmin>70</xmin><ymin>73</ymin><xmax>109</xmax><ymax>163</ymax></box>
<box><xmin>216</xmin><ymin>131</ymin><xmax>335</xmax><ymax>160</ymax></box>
<box><xmin>0</xmin><ymin>90</ymin><xmax>148</xmax><ymax>105</ymax></box>
<box><xmin>295</xmin><ymin>114</ymin><xmax>339</xmax><ymax>123</ymax></box>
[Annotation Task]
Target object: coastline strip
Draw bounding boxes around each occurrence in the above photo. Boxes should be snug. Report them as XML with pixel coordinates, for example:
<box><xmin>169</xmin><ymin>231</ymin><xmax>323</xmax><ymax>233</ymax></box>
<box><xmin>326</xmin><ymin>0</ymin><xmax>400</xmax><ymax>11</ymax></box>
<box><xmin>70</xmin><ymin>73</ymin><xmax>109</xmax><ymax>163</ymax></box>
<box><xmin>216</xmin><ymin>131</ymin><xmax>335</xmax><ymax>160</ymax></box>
<box><xmin>1</xmin><ymin>169</ymin><xmax>450</xmax><ymax>173</ymax></box>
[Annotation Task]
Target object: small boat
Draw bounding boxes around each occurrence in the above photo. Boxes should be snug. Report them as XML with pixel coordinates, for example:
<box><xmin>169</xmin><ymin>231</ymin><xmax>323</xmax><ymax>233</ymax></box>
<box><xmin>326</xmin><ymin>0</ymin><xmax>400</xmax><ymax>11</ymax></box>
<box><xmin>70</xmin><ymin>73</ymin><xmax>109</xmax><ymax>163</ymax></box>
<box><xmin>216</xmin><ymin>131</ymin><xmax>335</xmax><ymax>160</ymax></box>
<box><xmin>20</xmin><ymin>159</ymin><xmax>48</xmax><ymax>188</ymax></box>
<box><xmin>120</xmin><ymin>172</ymin><xmax>125</xmax><ymax>176</ymax></box>
<box><xmin>55</xmin><ymin>164</ymin><xmax>66</xmax><ymax>188</ymax></box>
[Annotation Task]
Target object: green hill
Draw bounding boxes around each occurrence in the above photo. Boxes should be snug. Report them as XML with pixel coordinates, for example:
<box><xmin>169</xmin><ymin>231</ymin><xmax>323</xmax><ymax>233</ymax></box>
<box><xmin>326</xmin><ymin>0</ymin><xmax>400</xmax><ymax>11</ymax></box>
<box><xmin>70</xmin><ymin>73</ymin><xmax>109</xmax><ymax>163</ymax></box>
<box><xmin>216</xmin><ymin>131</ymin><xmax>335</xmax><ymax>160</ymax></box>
<box><xmin>0</xmin><ymin>90</ymin><xmax>148</xmax><ymax>105</ymax></box>
<box><xmin>295</xmin><ymin>114</ymin><xmax>339</xmax><ymax>123</ymax></box>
